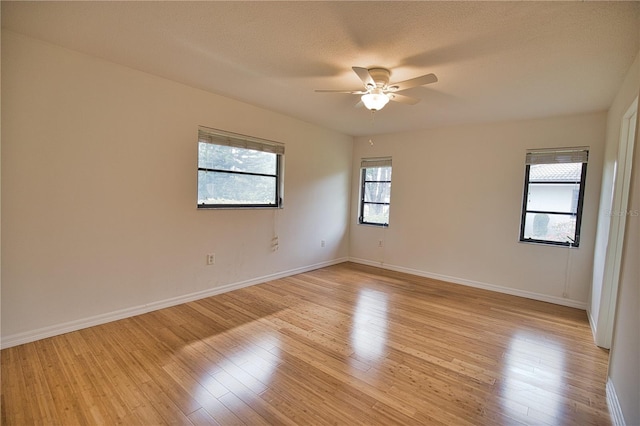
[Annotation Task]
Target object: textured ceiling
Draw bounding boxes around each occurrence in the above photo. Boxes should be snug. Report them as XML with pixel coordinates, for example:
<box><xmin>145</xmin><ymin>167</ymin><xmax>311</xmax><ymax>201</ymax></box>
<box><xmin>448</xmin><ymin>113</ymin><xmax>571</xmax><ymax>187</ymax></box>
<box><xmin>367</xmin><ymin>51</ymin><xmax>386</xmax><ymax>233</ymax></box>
<box><xmin>2</xmin><ymin>1</ymin><xmax>639</xmax><ymax>136</ymax></box>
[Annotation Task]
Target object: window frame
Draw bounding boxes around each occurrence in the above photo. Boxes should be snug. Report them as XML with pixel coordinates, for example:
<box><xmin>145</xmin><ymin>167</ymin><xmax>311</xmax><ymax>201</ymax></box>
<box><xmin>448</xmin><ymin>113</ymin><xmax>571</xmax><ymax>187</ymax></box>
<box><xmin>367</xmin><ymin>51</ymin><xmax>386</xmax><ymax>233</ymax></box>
<box><xmin>197</xmin><ymin>127</ymin><xmax>284</xmax><ymax>209</ymax></box>
<box><xmin>359</xmin><ymin>158</ymin><xmax>392</xmax><ymax>227</ymax></box>
<box><xmin>519</xmin><ymin>148</ymin><xmax>588</xmax><ymax>247</ymax></box>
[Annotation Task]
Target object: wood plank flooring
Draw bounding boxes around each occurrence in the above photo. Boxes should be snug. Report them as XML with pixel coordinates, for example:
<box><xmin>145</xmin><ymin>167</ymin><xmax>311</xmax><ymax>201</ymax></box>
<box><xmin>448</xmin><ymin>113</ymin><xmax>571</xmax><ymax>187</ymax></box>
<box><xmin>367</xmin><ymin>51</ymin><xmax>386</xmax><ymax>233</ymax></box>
<box><xmin>1</xmin><ymin>262</ymin><xmax>611</xmax><ymax>425</ymax></box>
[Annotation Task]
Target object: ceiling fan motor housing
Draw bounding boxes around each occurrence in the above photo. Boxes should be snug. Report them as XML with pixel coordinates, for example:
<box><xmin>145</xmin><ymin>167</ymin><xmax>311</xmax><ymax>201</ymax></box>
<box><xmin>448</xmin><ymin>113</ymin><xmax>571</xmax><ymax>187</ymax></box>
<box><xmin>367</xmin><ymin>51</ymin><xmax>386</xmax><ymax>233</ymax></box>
<box><xmin>368</xmin><ymin>68</ymin><xmax>391</xmax><ymax>88</ymax></box>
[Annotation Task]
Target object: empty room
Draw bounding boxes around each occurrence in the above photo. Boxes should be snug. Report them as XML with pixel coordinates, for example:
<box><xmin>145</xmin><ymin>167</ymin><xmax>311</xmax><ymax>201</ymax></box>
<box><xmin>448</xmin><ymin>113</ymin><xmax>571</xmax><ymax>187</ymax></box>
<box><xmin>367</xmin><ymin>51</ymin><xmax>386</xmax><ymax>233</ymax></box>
<box><xmin>1</xmin><ymin>2</ymin><xmax>639</xmax><ymax>425</ymax></box>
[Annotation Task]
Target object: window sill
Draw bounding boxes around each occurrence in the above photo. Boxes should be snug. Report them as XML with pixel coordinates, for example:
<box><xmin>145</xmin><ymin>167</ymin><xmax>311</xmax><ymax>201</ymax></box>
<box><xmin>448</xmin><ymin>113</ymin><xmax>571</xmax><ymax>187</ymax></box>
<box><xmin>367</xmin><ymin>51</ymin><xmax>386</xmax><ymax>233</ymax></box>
<box><xmin>358</xmin><ymin>222</ymin><xmax>389</xmax><ymax>228</ymax></box>
<box><xmin>198</xmin><ymin>205</ymin><xmax>283</xmax><ymax>210</ymax></box>
<box><xmin>519</xmin><ymin>239</ymin><xmax>580</xmax><ymax>248</ymax></box>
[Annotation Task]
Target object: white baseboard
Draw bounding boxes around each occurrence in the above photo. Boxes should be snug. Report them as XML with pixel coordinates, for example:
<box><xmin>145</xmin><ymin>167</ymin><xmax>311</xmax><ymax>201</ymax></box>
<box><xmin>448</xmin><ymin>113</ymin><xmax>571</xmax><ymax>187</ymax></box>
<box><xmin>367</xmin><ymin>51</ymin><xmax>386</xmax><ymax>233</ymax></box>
<box><xmin>607</xmin><ymin>379</ymin><xmax>626</xmax><ymax>426</ymax></box>
<box><xmin>349</xmin><ymin>257</ymin><xmax>587</xmax><ymax>310</ymax></box>
<box><xmin>1</xmin><ymin>257</ymin><xmax>349</xmax><ymax>349</ymax></box>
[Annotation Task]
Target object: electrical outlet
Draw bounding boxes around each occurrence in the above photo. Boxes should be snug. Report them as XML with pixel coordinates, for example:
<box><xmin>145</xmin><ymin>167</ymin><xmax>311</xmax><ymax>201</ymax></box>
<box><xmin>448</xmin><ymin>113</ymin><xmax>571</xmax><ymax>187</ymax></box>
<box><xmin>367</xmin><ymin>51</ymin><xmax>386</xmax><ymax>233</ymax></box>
<box><xmin>378</xmin><ymin>240</ymin><xmax>384</xmax><ymax>247</ymax></box>
<box><xmin>321</xmin><ymin>240</ymin><xmax>325</xmax><ymax>247</ymax></box>
<box><xmin>207</xmin><ymin>253</ymin><xmax>215</xmax><ymax>265</ymax></box>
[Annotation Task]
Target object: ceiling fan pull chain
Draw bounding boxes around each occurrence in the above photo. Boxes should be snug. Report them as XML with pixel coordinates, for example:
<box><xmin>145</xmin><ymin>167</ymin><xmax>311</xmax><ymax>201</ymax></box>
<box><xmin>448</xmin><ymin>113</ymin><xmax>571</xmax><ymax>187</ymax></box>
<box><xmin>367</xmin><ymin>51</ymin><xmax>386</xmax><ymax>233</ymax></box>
<box><xmin>369</xmin><ymin>110</ymin><xmax>376</xmax><ymax>146</ymax></box>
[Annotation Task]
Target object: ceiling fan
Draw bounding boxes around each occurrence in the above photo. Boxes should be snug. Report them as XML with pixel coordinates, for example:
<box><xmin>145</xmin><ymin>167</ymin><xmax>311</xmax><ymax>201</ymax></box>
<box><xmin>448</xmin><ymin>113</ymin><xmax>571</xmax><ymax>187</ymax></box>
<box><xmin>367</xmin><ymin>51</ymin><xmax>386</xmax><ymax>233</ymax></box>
<box><xmin>315</xmin><ymin>66</ymin><xmax>438</xmax><ymax>111</ymax></box>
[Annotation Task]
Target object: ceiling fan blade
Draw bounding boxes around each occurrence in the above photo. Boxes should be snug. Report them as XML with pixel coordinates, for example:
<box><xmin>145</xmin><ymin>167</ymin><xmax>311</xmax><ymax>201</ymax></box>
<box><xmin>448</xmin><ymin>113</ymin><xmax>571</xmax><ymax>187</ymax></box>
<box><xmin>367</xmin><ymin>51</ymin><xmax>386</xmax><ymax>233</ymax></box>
<box><xmin>388</xmin><ymin>73</ymin><xmax>437</xmax><ymax>92</ymax></box>
<box><xmin>315</xmin><ymin>89</ymin><xmax>367</xmax><ymax>94</ymax></box>
<box><xmin>354</xmin><ymin>100</ymin><xmax>364</xmax><ymax>108</ymax></box>
<box><xmin>387</xmin><ymin>93</ymin><xmax>420</xmax><ymax>105</ymax></box>
<box><xmin>352</xmin><ymin>67</ymin><xmax>376</xmax><ymax>89</ymax></box>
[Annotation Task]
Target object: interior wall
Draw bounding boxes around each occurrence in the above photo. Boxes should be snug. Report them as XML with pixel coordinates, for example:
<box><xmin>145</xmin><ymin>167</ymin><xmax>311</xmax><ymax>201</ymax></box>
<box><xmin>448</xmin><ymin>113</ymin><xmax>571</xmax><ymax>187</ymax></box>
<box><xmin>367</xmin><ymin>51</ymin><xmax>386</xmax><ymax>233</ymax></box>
<box><xmin>350</xmin><ymin>112</ymin><xmax>606</xmax><ymax>307</ymax></box>
<box><xmin>1</xmin><ymin>31</ymin><xmax>352</xmax><ymax>345</ymax></box>
<box><xmin>590</xmin><ymin>52</ymin><xmax>640</xmax><ymax>344</ymax></box>
<box><xmin>609</xmin><ymin>108</ymin><xmax>639</xmax><ymax>426</ymax></box>
<box><xmin>606</xmin><ymin>54</ymin><xmax>640</xmax><ymax>426</ymax></box>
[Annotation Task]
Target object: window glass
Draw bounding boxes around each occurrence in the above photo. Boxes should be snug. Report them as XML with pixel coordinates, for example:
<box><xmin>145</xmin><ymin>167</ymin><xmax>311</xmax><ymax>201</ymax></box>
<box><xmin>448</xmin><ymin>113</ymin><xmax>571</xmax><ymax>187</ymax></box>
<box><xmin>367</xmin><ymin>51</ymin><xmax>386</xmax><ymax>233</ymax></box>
<box><xmin>363</xmin><ymin>182</ymin><xmax>391</xmax><ymax>203</ymax></box>
<box><xmin>362</xmin><ymin>203</ymin><xmax>390</xmax><ymax>226</ymax></box>
<box><xmin>522</xmin><ymin>212</ymin><xmax>578</xmax><ymax>243</ymax></box>
<box><xmin>198</xmin><ymin>171</ymin><xmax>276</xmax><ymax>205</ymax></box>
<box><xmin>198</xmin><ymin>143</ymin><xmax>277</xmax><ymax>175</ymax></box>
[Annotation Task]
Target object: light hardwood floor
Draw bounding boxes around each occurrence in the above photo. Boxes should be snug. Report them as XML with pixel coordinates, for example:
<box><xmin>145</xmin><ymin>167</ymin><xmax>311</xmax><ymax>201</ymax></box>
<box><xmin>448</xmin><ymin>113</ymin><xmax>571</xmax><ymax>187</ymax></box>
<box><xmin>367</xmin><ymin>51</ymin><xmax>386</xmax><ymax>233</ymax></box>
<box><xmin>1</xmin><ymin>262</ymin><xmax>611</xmax><ymax>425</ymax></box>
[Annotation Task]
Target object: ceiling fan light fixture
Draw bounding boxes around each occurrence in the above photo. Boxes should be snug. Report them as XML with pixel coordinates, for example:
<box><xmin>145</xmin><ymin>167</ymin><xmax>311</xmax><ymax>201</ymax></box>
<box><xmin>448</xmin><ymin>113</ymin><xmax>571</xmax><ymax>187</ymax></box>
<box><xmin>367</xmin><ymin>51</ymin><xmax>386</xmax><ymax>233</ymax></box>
<box><xmin>361</xmin><ymin>89</ymin><xmax>390</xmax><ymax>111</ymax></box>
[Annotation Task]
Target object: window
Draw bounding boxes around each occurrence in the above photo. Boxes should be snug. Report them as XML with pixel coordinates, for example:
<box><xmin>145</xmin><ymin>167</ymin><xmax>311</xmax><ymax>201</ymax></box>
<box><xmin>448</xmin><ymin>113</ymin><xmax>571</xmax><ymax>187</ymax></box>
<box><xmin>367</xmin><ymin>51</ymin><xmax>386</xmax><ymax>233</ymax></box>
<box><xmin>519</xmin><ymin>148</ymin><xmax>588</xmax><ymax>247</ymax></box>
<box><xmin>359</xmin><ymin>157</ymin><xmax>392</xmax><ymax>226</ymax></box>
<box><xmin>197</xmin><ymin>127</ymin><xmax>284</xmax><ymax>208</ymax></box>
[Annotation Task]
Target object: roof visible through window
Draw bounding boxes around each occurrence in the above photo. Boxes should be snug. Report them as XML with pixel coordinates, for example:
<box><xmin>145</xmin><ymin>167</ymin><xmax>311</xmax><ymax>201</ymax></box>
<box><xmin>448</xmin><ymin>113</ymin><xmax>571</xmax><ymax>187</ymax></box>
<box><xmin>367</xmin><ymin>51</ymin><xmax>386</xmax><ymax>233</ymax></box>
<box><xmin>529</xmin><ymin>163</ymin><xmax>582</xmax><ymax>182</ymax></box>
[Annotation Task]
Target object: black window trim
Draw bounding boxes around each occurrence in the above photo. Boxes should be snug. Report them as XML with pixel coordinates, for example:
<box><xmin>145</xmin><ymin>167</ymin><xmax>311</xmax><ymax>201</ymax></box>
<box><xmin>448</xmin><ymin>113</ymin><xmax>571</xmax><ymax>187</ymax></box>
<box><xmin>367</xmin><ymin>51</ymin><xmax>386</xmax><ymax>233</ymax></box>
<box><xmin>519</xmin><ymin>153</ymin><xmax>588</xmax><ymax>247</ymax></box>
<box><xmin>197</xmin><ymin>126</ymin><xmax>284</xmax><ymax>209</ymax></box>
<box><xmin>359</xmin><ymin>159</ymin><xmax>392</xmax><ymax>227</ymax></box>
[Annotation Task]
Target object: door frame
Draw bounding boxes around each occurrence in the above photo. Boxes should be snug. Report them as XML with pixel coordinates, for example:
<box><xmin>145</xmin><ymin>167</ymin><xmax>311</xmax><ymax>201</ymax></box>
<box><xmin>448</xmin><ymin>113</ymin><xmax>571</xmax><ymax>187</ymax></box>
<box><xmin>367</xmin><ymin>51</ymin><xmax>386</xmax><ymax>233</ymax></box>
<box><xmin>595</xmin><ymin>96</ymin><xmax>638</xmax><ymax>348</ymax></box>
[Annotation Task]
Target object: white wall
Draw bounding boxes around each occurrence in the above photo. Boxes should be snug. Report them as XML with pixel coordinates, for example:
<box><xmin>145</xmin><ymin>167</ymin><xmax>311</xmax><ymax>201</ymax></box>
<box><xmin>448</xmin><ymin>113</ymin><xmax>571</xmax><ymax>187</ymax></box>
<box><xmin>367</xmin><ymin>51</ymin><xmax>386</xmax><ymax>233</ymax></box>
<box><xmin>590</xmin><ymin>52</ymin><xmax>640</xmax><ymax>343</ymax></box>
<box><xmin>609</xmin><ymin>111</ymin><xmax>639</xmax><ymax>426</ymax></box>
<box><xmin>0</xmin><ymin>31</ymin><xmax>352</xmax><ymax>346</ymax></box>
<box><xmin>605</xmin><ymin>52</ymin><xmax>640</xmax><ymax>426</ymax></box>
<box><xmin>350</xmin><ymin>112</ymin><xmax>606</xmax><ymax>307</ymax></box>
